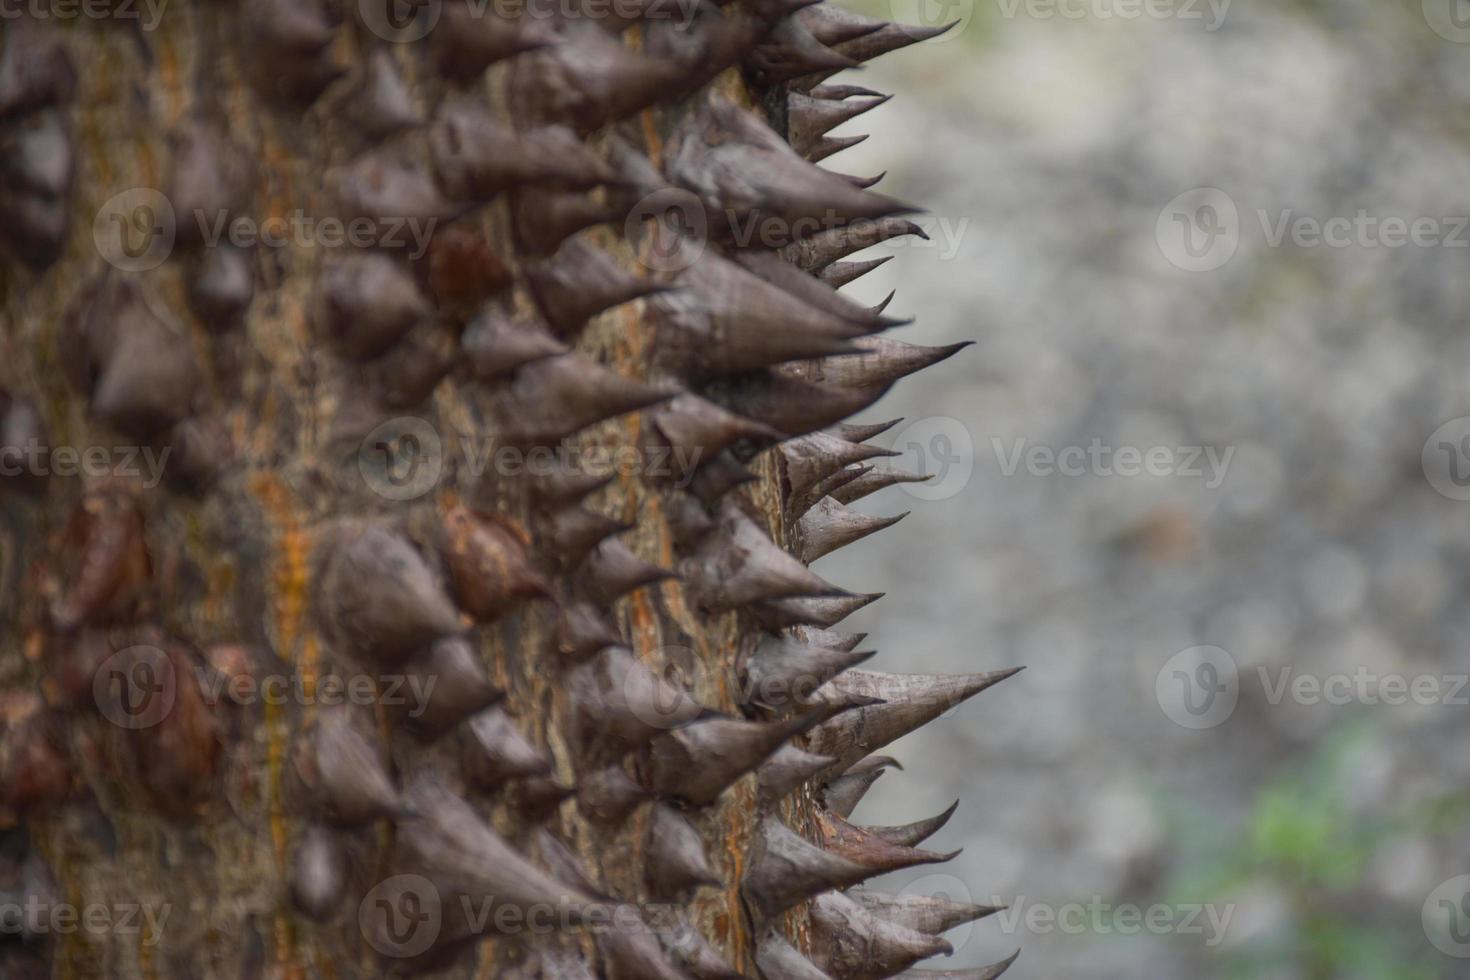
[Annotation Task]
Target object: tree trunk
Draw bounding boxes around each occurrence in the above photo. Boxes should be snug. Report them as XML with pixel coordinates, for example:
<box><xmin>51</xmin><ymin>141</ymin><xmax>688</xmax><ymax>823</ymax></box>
<box><xmin>0</xmin><ymin>3</ymin><xmax>1001</xmax><ymax>979</ymax></box>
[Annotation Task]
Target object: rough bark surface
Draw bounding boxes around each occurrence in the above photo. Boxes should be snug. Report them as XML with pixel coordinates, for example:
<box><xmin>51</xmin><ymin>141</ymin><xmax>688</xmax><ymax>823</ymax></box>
<box><xmin>0</xmin><ymin>3</ymin><xmax>995</xmax><ymax>979</ymax></box>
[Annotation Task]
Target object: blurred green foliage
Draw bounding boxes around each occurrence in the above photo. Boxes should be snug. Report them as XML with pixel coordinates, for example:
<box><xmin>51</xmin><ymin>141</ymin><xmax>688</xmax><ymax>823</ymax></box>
<box><xmin>1159</xmin><ymin>721</ymin><xmax>1470</xmax><ymax>980</ymax></box>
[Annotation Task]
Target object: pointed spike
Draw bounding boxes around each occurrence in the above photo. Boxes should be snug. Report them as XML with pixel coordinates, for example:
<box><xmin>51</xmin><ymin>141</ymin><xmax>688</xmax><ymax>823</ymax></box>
<box><xmin>392</xmin><ymin>776</ymin><xmax>598</xmax><ymax>939</ymax></box>
<box><xmin>0</xmin><ymin>25</ymin><xmax>76</xmax><ymax>119</ymax></box>
<box><xmin>747</xmin><ymin>17</ymin><xmax>860</xmax><ymax>83</ymax></box>
<box><xmin>666</xmin><ymin>493</ymin><xmax>718</xmax><ymax>548</ymax></box>
<box><xmin>577</xmin><ymin>764</ymin><xmax>651</xmax><ymax>825</ymax></box>
<box><xmin>241</xmin><ymin>0</ymin><xmax>344</xmax><ymax>106</ymax></box>
<box><xmin>687</xmin><ymin>450</ymin><xmax>759</xmax><ymax>503</ymax></box>
<box><xmin>397</xmin><ymin>635</ymin><xmax>504</xmax><ymax>739</ymax></box>
<box><xmin>513</xmin><ymin>185</ymin><xmax>631</xmax><ymax>256</ymax></box>
<box><xmin>785</xmin><ymin>337</ymin><xmax>973</xmax><ymax>394</ymax></box>
<box><xmin>511</xmin><ymin>20</ymin><xmax>689</xmax><ymax>133</ymax></box>
<box><xmin>188</xmin><ymin>243</ymin><xmax>254</xmax><ymax>325</ymax></box>
<box><xmin>167</xmin><ymin>117</ymin><xmax>249</xmax><ymax>248</ymax></box>
<box><xmin>810</xmin><ymin>890</ymin><xmax>954</xmax><ymax>980</ymax></box>
<box><xmin>289</xmin><ymin>825</ymin><xmax>347</xmax><ymax>921</ymax></box>
<box><xmin>834</xmin><ymin>170</ymin><xmax>888</xmax><ymax>189</ymax></box>
<box><xmin>668</xmin><ymin>97</ymin><xmax>914</xmax><ymax>238</ymax></box>
<box><xmin>651</xmin><ymin>240</ymin><xmax>865</xmax><ymax>379</ymax></box>
<box><xmin>646</xmin><ymin>805</ymin><xmax>721</xmax><ymax>897</ymax></box>
<box><xmin>597</xmin><ymin>907</ymin><xmax>692</xmax><ymax>980</ymax></box>
<box><xmin>297</xmin><ymin>709</ymin><xmax>408</xmax><ymax>826</ymax></box>
<box><xmin>793</xmin><ymin>464</ymin><xmax>877</xmax><ymax>518</ymax></box>
<box><xmin>742</xmin><ymin>817</ymin><xmax>874</xmax><ymax>921</ymax></box>
<box><xmin>658</xmin><ymin>913</ymin><xmax>744</xmax><ymax>980</ymax></box>
<box><xmin>554</xmin><ymin>603</ymin><xmax>625</xmax><ymax>664</ymax></box>
<box><xmin>831</xmin><ymin>465</ymin><xmax>934</xmax><ymax>504</ymax></box>
<box><xmin>815</xmin><ymin>810</ymin><xmax>962</xmax><ymax>878</ymax></box>
<box><xmin>431</xmin><ymin>98</ymin><xmax>618</xmax><ymax>200</ymax></box>
<box><xmin>836</xmin><ymin>19</ymin><xmax>960</xmax><ymax>63</ymax></box>
<box><xmin>757</xmin><ymin>744</ymin><xmax>838</xmax><ymax>805</ymax></box>
<box><xmin>852</xmin><ymin>888</ymin><xmax>1002</xmax><ymax>936</ymax></box>
<box><xmin>755</xmin><ymin>592</ymin><xmax>885</xmax><ymax>631</ymax></box>
<box><xmin>463</xmin><ymin>310</ymin><xmax>569</xmax><ymax>379</ymax></box>
<box><xmin>730</xmin><ymin>248</ymin><xmax>896</xmax><ymax>332</ymax></box>
<box><xmin>743</xmin><ymin>636</ymin><xmax>875</xmax><ymax>712</ymax></box>
<box><xmin>820</xmin><ymin>255</ymin><xmax>895</xmax><ymax>288</ymax></box>
<box><xmin>809</xmin><ymin>83</ymin><xmax>886</xmax><ymax>101</ymax></box>
<box><xmin>704</xmin><ymin>371</ymin><xmax>885</xmax><ymax>440</ymax></box>
<box><xmin>527</xmin><ymin>239</ymin><xmax>672</xmax><ymax>336</ymax></box>
<box><xmin>579</xmin><ymin>538</ymin><xmax>674</xmax><ymax>604</ymax></box>
<box><xmin>432</xmin><ymin>0</ymin><xmax>552</xmax><ymax>79</ymax></box>
<box><xmin>540</xmin><ymin>507</ymin><xmax>631</xmax><ymax>566</ymax></box>
<box><xmin>797</xmin><ymin>4</ymin><xmax>892</xmax><ymax>45</ymax></box>
<box><xmin>781</xmin><ymin>430</ymin><xmax>899</xmax><ymax>498</ymax></box>
<box><xmin>684</xmin><ymin>501</ymin><xmax>846</xmax><ymax>610</ymax></box>
<box><xmin>491</xmin><ymin>352</ymin><xmax>678</xmax><ymax>445</ymax></box>
<box><xmin>789</xmin><ymin>93</ymin><xmax>889</xmax><ymax>158</ymax></box>
<box><xmin>808</xmin><ymin>133</ymin><xmax>871</xmax><ymax>164</ymax></box>
<box><xmin>85</xmin><ymin>287</ymin><xmax>202</xmax><ymax>438</ymax></box>
<box><xmin>756</xmin><ymin>931</ymin><xmax>838</xmax><ymax>980</ymax></box>
<box><xmin>313</xmin><ymin>522</ymin><xmax>464</xmax><ymax>664</ymax></box>
<box><xmin>330</xmin><ymin>148</ymin><xmax>455</xmax><ymax>229</ymax></box>
<box><xmin>463</xmin><ymin>705</ymin><xmax>553</xmax><ymax>788</ymax></box>
<box><xmin>821</xmin><ymin>764</ymin><xmax>888</xmax><ymax>819</ymax></box>
<box><xmin>316</xmin><ymin>252</ymin><xmax>429</xmax><ymax>361</ymax></box>
<box><xmin>808</xmin><ymin>668</ymin><xmax>1025</xmax><ymax>771</ymax></box>
<box><xmin>835</xmin><ymin>418</ymin><xmax>903</xmax><ymax>442</ymax></box>
<box><xmin>797</xmin><ymin>497</ymin><xmax>908</xmax><ymax>562</ymax></box>
<box><xmin>513</xmin><ymin>774</ymin><xmax>577</xmax><ymax>821</ymax></box>
<box><xmin>356</xmin><ymin>50</ymin><xmax>422</xmax><ymax>138</ymax></box>
<box><xmin>571</xmin><ymin>647</ymin><xmax>704</xmax><ymax>749</ymax></box>
<box><xmin>797</xmin><ymin>626</ymin><xmax>870</xmax><ymax>651</ymax></box>
<box><xmin>441</xmin><ymin>506</ymin><xmax>550</xmax><ymax>623</ymax></box>
<box><xmin>650</xmin><ymin>395</ymin><xmax>783</xmax><ymax>480</ymax></box>
<box><xmin>536</xmin><ymin>828</ymin><xmax>608</xmax><ymax>899</ymax></box>
<box><xmin>647</xmin><ymin>712</ymin><xmax>818</xmax><ymax>806</ymax></box>
<box><xmin>786</xmin><ymin>217</ymin><xmax>930</xmax><ymax>272</ymax></box>
<box><xmin>895</xmin><ymin>950</ymin><xmax>1021</xmax><ymax>980</ymax></box>
<box><xmin>863</xmin><ymin>799</ymin><xmax>961</xmax><ymax>848</ymax></box>
<box><xmin>524</xmin><ymin>456</ymin><xmax>617</xmax><ymax>507</ymax></box>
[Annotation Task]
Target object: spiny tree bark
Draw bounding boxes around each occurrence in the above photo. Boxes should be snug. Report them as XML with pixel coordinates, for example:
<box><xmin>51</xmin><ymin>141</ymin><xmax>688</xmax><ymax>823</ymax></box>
<box><xmin>0</xmin><ymin>2</ymin><xmax>1020</xmax><ymax>978</ymax></box>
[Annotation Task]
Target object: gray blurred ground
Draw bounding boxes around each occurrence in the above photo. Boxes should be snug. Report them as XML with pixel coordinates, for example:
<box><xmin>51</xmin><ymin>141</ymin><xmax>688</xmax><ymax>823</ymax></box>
<box><xmin>810</xmin><ymin>1</ymin><xmax>1470</xmax><ymax>976</ymax></box>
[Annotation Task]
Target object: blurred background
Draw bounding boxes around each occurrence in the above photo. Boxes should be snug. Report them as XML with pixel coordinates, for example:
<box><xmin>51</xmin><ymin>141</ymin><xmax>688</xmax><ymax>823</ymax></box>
<box><xmin>812</xmin><ymin>0</ymin><xmax>1470</xmax><ymax>976</ymax></box>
